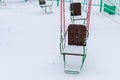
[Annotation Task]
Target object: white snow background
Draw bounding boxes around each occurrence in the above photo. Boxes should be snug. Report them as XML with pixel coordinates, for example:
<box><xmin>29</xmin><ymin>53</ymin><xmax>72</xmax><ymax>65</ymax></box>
<box><xmin>0</xmin><ymin>0</ymin><xmax>120</xmax><ymax>80</ymax></box>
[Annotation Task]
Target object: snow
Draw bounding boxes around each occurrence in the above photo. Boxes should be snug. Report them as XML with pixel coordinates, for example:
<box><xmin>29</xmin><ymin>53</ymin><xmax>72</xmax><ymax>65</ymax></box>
<box><xmin>63</xmin><ymin>45</ymin><xmax>84</xmax><ymax>54</ymax></box>
<box><xmin>0</xmin><ymin>1</ymin><xmax>120</xmax><ymax>80</ymax></box>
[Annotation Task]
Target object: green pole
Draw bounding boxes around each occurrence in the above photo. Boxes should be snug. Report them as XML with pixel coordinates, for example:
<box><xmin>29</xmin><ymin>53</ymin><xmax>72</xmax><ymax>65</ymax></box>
<box><xmin>57</xmin><ymin>0</ymin><xmax>59</xmax><ymax>6</ymax></box>
<box><xmin>100</xmin><ymin>0</ymin><xmax>103</xmax><ymax>12</ymax></box>
<box><xmin>119</xmin><ymin>0</ymin><xmax>120</xmax><ymax>14</ymax></box>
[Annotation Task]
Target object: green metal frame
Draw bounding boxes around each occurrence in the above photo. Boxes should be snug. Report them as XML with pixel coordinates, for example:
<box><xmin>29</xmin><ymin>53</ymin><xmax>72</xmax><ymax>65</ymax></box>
<box><xmin>56</xmin><ymin>0</ymin><xmax>119</xmax><ymax>15</ymax></box>
<box><xmin>103</xmin><ymin>3</ymin><xmax>116</xmax><ymax>15</ymax></box>
<box><xmin>100</xmin><ymin>0</ymin><xmax>103</xmax><ymax>12</ymax></box>
<box><xmin>59</xmin><ymin>27</ymin><xmax>89</xmax><ymax>74</ymax></box>
<box><xmin>59</xmin><ymin>0</ymin><xmax>120</xmax><ymax>15</ymax></box>
<box><xmin>100</xmin><ymin>0</ymin><xmax>120</xmax><ymax>15</ymax></box>
<box><xmin>63</xmin><ymin>47</ymin><xmax>87</xmax><ymax>74</ymax></box>
<box><xmin>59</xmin><ymin>29</ymin><xmax>68</xmax><ymax>54</ymax></box>
<box><xmin>70</xmin><ymin>16</ymin><xmax>86</xmax><ymax>24</ymax></box>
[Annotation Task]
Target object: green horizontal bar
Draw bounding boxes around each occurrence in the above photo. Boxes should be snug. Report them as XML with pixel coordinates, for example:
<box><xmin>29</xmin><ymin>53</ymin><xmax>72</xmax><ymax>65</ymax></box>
<box><xmin>64</xmin><ymin>70</ymin><xmax>80</xmax><ymax>74</ymax></box>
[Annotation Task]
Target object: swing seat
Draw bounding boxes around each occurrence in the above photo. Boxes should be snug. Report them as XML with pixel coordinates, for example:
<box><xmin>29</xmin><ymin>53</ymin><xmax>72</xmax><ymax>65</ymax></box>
<box><xmin>63</xmin><ymin>45</ymin><xmax>84</xmax><ymax>55</ymax></box>
<box><xmin>60</xmin><ymin>24</ymin><xmax>88</xmax><ymax>74</ymax></box>
<box><xmin>70</xmin><ymin>3</ymin><xmax>86</xmax><ymax>23</ymax></box>
<box><xmin>39</xmin><ymin>0</ymin><xmax>53</xmax><ymax>13</ymax></box>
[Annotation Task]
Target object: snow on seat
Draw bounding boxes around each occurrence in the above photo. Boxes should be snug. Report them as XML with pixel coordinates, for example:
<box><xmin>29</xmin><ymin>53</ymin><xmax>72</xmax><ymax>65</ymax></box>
<box><xmin>63</xmin><ymin>45</ymin><xmax>84</xmax><ymax>56</ymax></box>
<box><xmin>62</xmin><ymin>24</ymin><xmax>87</xmax><ymax>56</ymax></box>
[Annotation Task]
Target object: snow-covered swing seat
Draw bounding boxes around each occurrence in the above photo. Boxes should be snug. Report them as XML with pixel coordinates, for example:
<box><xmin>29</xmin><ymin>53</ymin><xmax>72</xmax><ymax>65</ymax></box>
<box><xmin>60</xmin><ymin>24</ymin><xmax>89</xmax><ymax>74</ymax></box>
<box><xmin>70</xmin><ymin>2</ymin><xmax>86</xmax><ymax>24</ymax></box>
<box><xmin>39</xmin><ymin>0</ymin><xmax>53</xmax><ymax>13</ymax></box>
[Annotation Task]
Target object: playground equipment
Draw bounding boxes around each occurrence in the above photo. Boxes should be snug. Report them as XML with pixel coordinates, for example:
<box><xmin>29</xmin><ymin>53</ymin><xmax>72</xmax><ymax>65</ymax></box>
<box><xmin>70</xmin><ymin>2</ymin><xmax>86</xmax><ymax>24</ymax></box>
<box><xmin>63</xmin><ymin>0</ymin><xmax>120</xmax><ymax>15</ymax></box>
<box><xmin>60</xmin><ymin>0</ymin><xmax>92</xmax><ymax>74</ymax></box>
<box><xmin>104</xmin><ymin>3</ymin><xmax>116</xmax><ymax>15</ymax></box>
<box><xmin>100</xmin><ymin>0</ymin><xmax>120</xmax><ymax>15</ymax></box>
<box><xmin>60</xmin><ymin>24</ymin><xmax>88</xmax><ymax>74</ymax></box>
<box><xmin>39</xmin><ymin>0</ymin><xmax>53</xmax><ymax>13</ymax></box>
<box><xmin>0</xmin><ymin>0</ymin><xmax>7</xmax><ymax>6</ymax></box>
<box><xmin>69</xmin><ymin>0</ymin><xmax>89</xmax><ymax>24</ymax></box>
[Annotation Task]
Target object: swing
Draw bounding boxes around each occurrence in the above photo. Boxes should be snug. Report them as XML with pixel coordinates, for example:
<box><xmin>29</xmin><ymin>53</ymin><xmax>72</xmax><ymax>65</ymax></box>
<box><xmin>70</xmin><ymin>2</ymin><xmax>86</xmax><ymax>24</ymax></box>
<box><xmin>39</xmin><ymin>0</ymin><xmax>53</xmax><ymax>13</ymax></box>
<box><xmin>60</xmin><ymin>24</ymin><xmax>89</xmax><ymax>74</ymax></box>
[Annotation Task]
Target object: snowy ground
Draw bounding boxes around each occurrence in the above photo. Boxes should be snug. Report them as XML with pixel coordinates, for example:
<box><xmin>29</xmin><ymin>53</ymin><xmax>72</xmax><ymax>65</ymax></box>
<box><xmin>0</xmin><ymin>1</ymin><xmax>120</xmax><ymax>80</ymax></box>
